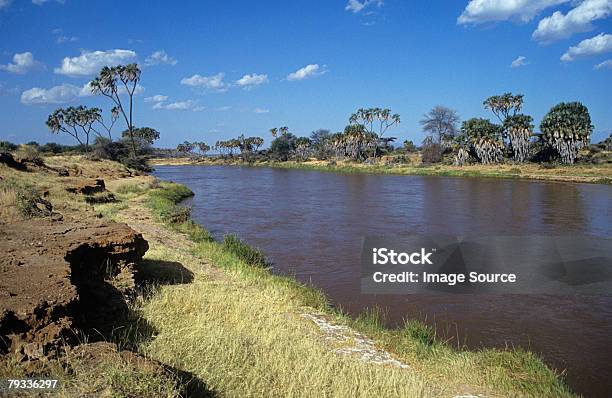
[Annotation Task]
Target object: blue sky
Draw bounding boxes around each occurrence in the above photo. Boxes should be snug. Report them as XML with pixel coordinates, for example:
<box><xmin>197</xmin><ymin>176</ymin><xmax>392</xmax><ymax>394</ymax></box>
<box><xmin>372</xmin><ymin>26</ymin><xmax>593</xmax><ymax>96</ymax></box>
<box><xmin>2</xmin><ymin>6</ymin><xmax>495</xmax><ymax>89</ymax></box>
<box><xmin>0</xmin><ymin>0</ymin><xmax>611</xmax><ymax>148</ymax></box>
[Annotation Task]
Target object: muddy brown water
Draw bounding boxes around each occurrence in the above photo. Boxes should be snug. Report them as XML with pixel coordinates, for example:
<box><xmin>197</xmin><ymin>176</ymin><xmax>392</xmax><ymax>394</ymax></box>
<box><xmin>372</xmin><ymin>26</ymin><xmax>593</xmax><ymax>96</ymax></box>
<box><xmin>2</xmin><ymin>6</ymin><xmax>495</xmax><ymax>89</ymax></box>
<box><xmin>153</xmin><ymin>165</ymin><xmax>612</xmax><ymax>397</ymax></box>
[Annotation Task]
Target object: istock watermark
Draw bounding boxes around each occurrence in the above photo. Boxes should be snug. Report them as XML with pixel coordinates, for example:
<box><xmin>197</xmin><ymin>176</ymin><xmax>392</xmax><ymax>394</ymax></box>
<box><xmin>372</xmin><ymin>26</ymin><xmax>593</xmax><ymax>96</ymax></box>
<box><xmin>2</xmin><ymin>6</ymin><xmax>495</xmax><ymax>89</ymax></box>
<box><xmin>361</xmin><ymin>235</ymin><xmax>612</xmax><ymax>295</ymax></box>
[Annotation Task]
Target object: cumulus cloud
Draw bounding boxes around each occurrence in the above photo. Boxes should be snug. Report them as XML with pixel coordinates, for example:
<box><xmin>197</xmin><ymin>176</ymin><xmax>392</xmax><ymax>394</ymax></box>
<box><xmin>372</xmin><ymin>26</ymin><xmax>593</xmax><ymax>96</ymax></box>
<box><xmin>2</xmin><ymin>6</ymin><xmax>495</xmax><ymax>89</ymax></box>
<box><xmin>345</xmin><ymin>0</ymin><xmax>383</xmax><ymax>13</ymax></box>
<box><xmin>286</xmin><ymin>64</ymin><xmax>325</xmax><ymax>81</ymax></box>
<box><xmin>511</xmin><ymin>55</ymin><xmax>529</xmax><ymax>67</ymax></box>
<box><xmin>0</xmin><ymin>52</ymin><xmax>43</xmax><ymax>74</ymax></box>
<box><xmin>254</xmin><ymin>107</ymin><xmax>269</xmax><ymax>114</ymax></box>
<box><xmin>561</xmin><ymin>32</ymin><xmax>612</xmax><ymax>61</ymax></box>
<box><xmin>144</xmin><ymin>50</ymin><xmax>178</xmax><ymax>66</ymax></box>
<box><xmin>594</xmin><ymin>58</ymin><xmax>612</xmax><ymax>68</ymax></box>
<box><xmin>181</xmin><ymin>73</ymin><xmax>227</xmax><ymax>92</ymax></box>
<box><xmin>533</xmin><ymin>0</ymin><xmax>612</xmax><ymax>43</ymax></box>
<box><xmin>235</xmin><ymin>73</ymin><xmax>268</xmax><ymax>89</ymax></box>
<box><xmin>54</xmin><ymin>49</ymin><xmax>137</xmax><ymax>76</ymax></box>
<box><xmin>20</xmin><ymin>83</ymin><xmax>89</xmax><ymax>105</ymax></box>
<box><xmin>458</xmin><ymin>0</ymin><xmax>569</xmax><ymax>24</ymax></box>
<box><xmin>145</xmin><ymin>94</ymin><xmax>168</xmax><ymax>103</ymax></box>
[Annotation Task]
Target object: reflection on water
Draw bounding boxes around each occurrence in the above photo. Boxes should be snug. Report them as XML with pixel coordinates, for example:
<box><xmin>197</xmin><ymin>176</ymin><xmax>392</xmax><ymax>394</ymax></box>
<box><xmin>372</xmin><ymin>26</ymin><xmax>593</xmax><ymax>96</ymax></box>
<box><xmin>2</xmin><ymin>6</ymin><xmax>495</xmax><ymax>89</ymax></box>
<box><xmin>154</xmin><ymin>165</ymin><xmax>612</xmax><ymax>397</ymax></box>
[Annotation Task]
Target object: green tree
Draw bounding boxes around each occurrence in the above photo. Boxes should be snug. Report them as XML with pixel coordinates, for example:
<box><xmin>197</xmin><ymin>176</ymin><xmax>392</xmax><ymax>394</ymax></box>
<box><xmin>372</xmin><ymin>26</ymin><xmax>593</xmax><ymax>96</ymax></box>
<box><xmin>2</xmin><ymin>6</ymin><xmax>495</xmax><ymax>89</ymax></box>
<box><xmin>269</xmin><ymin>133</ymin><xmax>296</xmax><ymax>161</ymax></box>
<box><xmin>46</xmin><ymin>106</ymin><xmax>102</xmax><ymax>150</ymax></box>
<box><xmin>460</xmin><ymin>118</ymin><xmax>504</xmax><ymax>164</ymax></box>
<box><xmin>349</xmin><ymin>108</ymin><xmax>400</xmax><ymax>159</ymax></box>
<box><xmin>90</xmin><ymin>64</ymin><xmax>141</xmax><ymax>154</ymax></box>
<box><xmin>504</xmin><ymin>114</ymin><xmax>534</xmax><ymax>162</ymax></box>
<box><xmin>540</xmin><ymin>102</ymin><xmax>593</xmax><ymax>164</ymax></box>
<box><xmin>294</xmin><ymin>137</ymin><xmax>312</xmax><ymax>160</ymax></box>
<box><xmin>483</xmin><ymin>93</ymin><xmax>524</xmax><ymax>123</ymax></box>
<box><xmin>177</xmin><ymin>141</ymin><xmax>195</xmax><ymax>155</ymax></box>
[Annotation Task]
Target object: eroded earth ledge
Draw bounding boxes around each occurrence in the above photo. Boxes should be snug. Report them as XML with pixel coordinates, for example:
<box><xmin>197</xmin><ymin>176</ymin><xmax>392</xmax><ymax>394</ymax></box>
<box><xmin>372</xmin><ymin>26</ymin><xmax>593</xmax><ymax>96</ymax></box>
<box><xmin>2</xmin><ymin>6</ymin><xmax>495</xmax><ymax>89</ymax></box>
<box><xmin>0</xmin><ymin>217</ymin><xmax>148</xmax><ymax>362</ymax></box>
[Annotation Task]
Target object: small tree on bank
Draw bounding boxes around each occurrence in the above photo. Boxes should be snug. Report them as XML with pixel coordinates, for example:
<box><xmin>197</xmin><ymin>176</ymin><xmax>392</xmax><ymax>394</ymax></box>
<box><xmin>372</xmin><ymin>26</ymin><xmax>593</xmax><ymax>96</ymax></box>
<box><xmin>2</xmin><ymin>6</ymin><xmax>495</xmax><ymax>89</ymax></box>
<box><xmin>540</xmin><ymin>102</ymin><xmax>593</xmax><ymax>164</ymax></box>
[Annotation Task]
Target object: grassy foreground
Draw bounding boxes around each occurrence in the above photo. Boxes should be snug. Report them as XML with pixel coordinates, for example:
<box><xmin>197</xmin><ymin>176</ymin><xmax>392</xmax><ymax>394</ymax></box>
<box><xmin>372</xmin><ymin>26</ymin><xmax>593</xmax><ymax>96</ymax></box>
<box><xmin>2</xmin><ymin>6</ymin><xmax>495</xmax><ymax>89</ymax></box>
<box><xmin>101</xmin><ymin>177</ymin><xmax>576</xmax><ymax>397</ymax></box>
<box><xmin>149</xmin><ymin>156</ymin><xmax>612</xmax><ymax>184</ymax></box>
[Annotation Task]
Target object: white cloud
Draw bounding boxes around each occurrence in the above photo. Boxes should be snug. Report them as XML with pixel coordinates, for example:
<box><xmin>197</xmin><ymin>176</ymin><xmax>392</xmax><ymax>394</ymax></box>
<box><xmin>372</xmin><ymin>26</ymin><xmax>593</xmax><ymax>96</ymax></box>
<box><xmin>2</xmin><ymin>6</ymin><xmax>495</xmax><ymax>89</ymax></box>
<box><xmin>345</xmin><ymin>0</ymin><xmax>383</xmax><ymax>14</ymax></box>
<box><xmin>235</xmin><ymin>73</ymin><xmax>268</xmax><ymax>88</ymax></box>
<box><xmin>57</xmin><ymin>35</ymin><xmax>78</xmax><ymax>43</ymax></box>
<box><xmin>20</xmin><ymin>83</ymin><xmax>86</xmax><ymax>105</ymax></box>
<box><xmin>32</xmin><ymin>0</ymin><xmax>65</xmax><ymax>5</ymax></box>
<box><xmin>0</xmin><ymin>52</ymin><xmax>43</xmax><ymax>74</ymax></box>
<box><xmin>286</xmin><ymin>64</ymin><xmax>325</xmax><ymax>81</ymax></box>
<box><xmin>594</xmin><ymin>58</ymin><xmax>612</xmax><ymax>68</ymax></box>
<box><xmin>254</xmin><ymin>107</ymin><xmax>269</xmax><ymax>114</ymax></box>
<box><xmin>181</xmin><ymin>73</ymin><xmax>227</xmax><ymax>91</ymax></box>
<box><xmin>561</xmin><ymin>32</ymin><xmax>612</xmax><ymax>61</ymax></box>
<box><xmin>54</xmin><ymin>49</ymin><xmax>137</xmax><ymax>76</ymax></box>
<box><xmin>144</xmin><ymin>50</ymin><xmax>177</xmax><ymax>66</ymax></box>
<box><xmin>458</xmin><ymin>0</ymin><xmax>569</xmax><ymax>24</ymax></box>
<box><xmin>152</xmin><ymin>99</ymin><xmax>204</xmax><ymax>111</ymax></box>
<box><xmin>145</xmin><ymin>94</ymin><xmax>168</xmax><ymax>103</ymax></box>
<box><xmin>215</xmin><ymin>106</ymin><xmax>231</xmax><ymax>111</ymax></box>
<box><xmin>511</xmin><ymin>55</ymin><xmax>529</xmax><ymax>67</ymax></box>
<box><xmin>0</xmin><ymin>0</ymin><xmax>12</xmax><ymax>9</ymax></box>
<box><xmin>533</xmin><ymin>0</ymin><xmax>612</xmax><ymax>43</ymax></box>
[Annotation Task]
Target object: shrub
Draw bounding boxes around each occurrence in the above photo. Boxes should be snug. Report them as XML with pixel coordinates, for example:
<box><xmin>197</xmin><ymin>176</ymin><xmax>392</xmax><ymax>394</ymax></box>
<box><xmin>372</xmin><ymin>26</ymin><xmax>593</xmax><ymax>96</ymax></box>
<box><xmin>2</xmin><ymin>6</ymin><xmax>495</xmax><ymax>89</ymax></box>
<box><xmin>15</xmin><ymin>145</ymin><xmax>42</xmax><ymax>164</ymax></box>
<box><xmin>222</xmin><ymin>234</ymin><xmax>269</xmax><ymax>268</ymax></box>
<box><xmin>421</xmin><ymin>143</ymin><xmax>443</xmax><ymax>164</ymax></box>
<box><xmin>0</xmin><ymin>141</ymin><xmax>18</xmax><ymax>151</ymax></box>
<box><xmin>92</xmin><ymin>138</ymin><xmax>130</xmax><ymax>161</ymax></box>
<box><xmin>85</xmin><ymin>192</ymin><xmax>117</xmax><ymax>204</ymax></box>
<box><xmin>120</xmin><ymin>155</ymin><xmax>152</xmax><ymax>172</ymax></box>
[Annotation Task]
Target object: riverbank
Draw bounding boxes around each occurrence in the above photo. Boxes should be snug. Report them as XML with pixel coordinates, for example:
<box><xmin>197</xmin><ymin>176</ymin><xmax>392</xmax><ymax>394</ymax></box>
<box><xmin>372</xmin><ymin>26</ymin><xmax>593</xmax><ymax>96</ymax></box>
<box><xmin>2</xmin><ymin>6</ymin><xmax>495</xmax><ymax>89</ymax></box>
<box><xmin>149</xmin><ymin>156</ymin><xmax>612</xmax><ymax>184</ymax></box>
<box><xmin>0</xmin><ymin>154</ymin><xmax>577</xmax><ymax>397</ymax></box>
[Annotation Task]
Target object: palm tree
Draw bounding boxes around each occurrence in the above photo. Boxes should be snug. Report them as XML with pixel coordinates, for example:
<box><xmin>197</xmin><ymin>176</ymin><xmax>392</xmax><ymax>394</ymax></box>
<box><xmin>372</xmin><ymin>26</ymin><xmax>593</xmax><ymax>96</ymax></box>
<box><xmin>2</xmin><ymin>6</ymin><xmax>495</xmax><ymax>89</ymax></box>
<box><xmin>90</xmin><ymin>63</ymin><xmax>141</xmax><ymax>154</ymax></box>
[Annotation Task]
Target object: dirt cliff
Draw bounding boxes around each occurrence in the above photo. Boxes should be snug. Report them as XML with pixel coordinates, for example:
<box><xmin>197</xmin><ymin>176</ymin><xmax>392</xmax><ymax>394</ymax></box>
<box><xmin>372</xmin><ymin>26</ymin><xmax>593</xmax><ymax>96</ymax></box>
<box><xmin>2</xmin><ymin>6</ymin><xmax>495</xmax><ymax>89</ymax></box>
<box><xmin>0</xmin><ymin>217</ymin><xmax>148</xmax><ymax>361</ymax></box>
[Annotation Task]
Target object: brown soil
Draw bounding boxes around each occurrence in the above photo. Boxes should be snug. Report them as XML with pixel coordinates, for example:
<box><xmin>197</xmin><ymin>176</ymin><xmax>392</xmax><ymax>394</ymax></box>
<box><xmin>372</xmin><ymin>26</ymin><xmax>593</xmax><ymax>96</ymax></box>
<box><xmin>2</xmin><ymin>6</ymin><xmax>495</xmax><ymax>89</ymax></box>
<box><xmin>0</xmin><ymin>216</ymin><xmax>148</xmax><ymax>362</ymax></box>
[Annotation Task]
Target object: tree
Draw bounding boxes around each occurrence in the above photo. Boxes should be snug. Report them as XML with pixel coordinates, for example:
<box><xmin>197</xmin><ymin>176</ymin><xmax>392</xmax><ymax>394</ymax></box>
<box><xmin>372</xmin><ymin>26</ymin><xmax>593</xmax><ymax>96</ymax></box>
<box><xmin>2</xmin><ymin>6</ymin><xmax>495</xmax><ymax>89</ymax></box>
<box><xmin>540</xmin><ymin>102</ymin><xmax>593</xmax><ymax>164</ymax></box>
<box><xmin>294</xmin><ymin>137</ymin><xmax>312</xmax><ymax>160</ymax></box>
<box><xmin>403</xmin><ymin>140</ymin><xmax>417</xmax><ymax>153</ymax></box>
<box><xmin>504</xmin><ymin>114</ymin><xmax>533</xmax><ymax>162</ymax></box>
<box><xmin>194</xmin><ymin>142</ymin><xmax>211</xmax><ymax>156</ymax></box>
<box><xmin>121</xmin><ymin>127</ymin><xmax>159</xmax><ymax>154</ymax></box>
<box><xmin>97</xmin><ymin>106</ymin><xmax>120</xmax><ymax>140</ymax></box>
<box><xmin>177</xmin><ymin>141</ymin><xmax>195</xmax><ymax>155</ymax></box>
<box><xmin>342</xmin><ymin>124</ymin><xmax>377</xmax><ymax>161</ymax></box>
<box><xmin>349</xmin><ymin>108</ymin><xmax>400</xmax><ymax>159</ymax></box>
<box><xmin>460</xmin><ymin>118</ymin><xmax>504</xmax><ymax>164</ymax></box>
<box><xmin>46</xmin><ymin>106</ymin><xmax>102</xmax><ymax>150</ymax></box>
<box><xmin>483</xmin><ymin>93</ymin><xmax>524</xmax><ymax>123</ymax></box>
<box><xmin>269</xmin><ymin>133</ymin><xmax>296</xmax><ymax>161</ymax></box>
<box><xmin>270</xmin><ymin>126</ymin><xmax>288</xmax><ymax>138</ymax></box>
<box><xmin>90</xmin><ymin>64</ymin><xmax>141</xmax><ymax>154</ymax></box>
<box><xmin>419</xmin><ymin>106</ymin><xmax>459</xmax><ymax>148</ymax></box>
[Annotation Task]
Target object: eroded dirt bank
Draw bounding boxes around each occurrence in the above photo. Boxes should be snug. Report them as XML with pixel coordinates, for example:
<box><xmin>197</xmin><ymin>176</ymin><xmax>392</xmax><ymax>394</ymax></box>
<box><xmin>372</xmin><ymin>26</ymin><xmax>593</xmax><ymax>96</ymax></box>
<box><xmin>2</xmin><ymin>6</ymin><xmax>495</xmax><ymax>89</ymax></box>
<box><xmin>0</xmin><ymin>218</ymin><xmax>148</xmax><ymax>361</ymax></box>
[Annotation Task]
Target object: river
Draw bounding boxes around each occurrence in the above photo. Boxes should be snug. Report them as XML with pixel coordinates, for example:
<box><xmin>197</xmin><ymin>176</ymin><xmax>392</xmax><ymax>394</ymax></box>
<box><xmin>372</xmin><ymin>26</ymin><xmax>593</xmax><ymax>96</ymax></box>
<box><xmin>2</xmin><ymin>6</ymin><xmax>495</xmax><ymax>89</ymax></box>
<box><xmin>153</xmin><ymin>165</ymin><xmax>612</xmax><ymax>397</ymax></box>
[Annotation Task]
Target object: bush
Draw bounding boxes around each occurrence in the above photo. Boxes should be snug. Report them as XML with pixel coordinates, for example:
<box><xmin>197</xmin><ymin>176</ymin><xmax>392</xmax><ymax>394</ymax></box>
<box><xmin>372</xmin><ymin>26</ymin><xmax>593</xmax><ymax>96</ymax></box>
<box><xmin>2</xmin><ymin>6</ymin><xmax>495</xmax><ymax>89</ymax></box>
<box><xmin>222</xmin><ymin>234</ymin><xmax>269</xmax><ymax>268</ymax></box>
<box><xmin>0</xmin><ymin>141</ymin><xmax>18</xmax><ymax>151</ymax></box>
<box><xmin>15</xmin><ymin>145</ymin><xmax>42</xmax><ymax>164</ymax></box>
<box><xmin>421</xmin><ymin>143</ymin><xmax>443</xmax><ymax>164</ymax></box>
<box><xmin>121</xmin><ymin>155</ymin><xmax>152</xmax><ymax>172</ymax></box>
<box><xmin>85</xmin><ymin>192</ymin><xmax>117</xmax><ymax>204</ymax></box>
<box><xmin>92</xmin><ymin>138</ymin><xmax>130</xmax><ymax>161</ymax></box>
<box><xmin>269</xmin><ymin>133</ymin><xmax>296</xmax><ymax>161</ymax></box>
